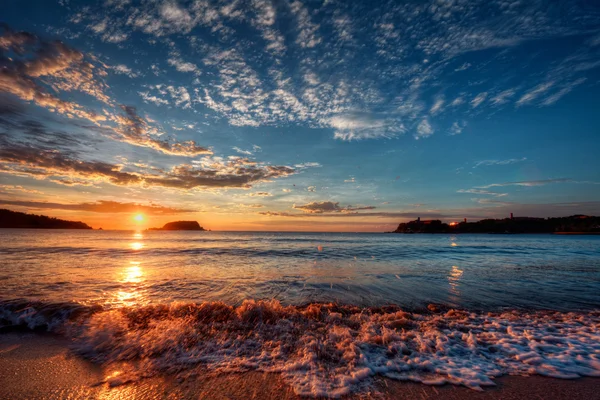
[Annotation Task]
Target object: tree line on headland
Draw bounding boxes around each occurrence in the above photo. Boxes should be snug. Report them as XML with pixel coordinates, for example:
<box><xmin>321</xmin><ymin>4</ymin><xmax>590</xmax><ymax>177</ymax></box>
<box><xmin>392</xmin><ymin>215</ymin><xmax>600</xmax><ymax>234</ymax></box>
<box><xmin>0</xmin><ymin>209</ymin><xmax>92</xmax><ymax>229</ymax></box>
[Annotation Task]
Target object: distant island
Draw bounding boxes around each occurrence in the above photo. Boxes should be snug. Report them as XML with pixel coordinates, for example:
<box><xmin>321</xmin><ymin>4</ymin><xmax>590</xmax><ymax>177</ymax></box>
<box><xmin>148</xmin><ymin>221</ymin><xmax>206</xmax><ymax>231</ymax></box>
<box><xmin>391</xmin><ymin>215</ymin><xmax>600</xmax><ymax>234</ymax></box>
<box><xmin>0</xmin><ymin>209</ymin><xmax>92</xmax><ymax>229</ymax></box>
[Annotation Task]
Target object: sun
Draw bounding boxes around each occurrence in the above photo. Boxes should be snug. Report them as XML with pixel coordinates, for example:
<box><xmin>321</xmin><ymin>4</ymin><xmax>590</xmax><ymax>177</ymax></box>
<box><xmin>134</xmin><ymin>214</ymin><xmax>144</xmax><ymax>222</ymax></box>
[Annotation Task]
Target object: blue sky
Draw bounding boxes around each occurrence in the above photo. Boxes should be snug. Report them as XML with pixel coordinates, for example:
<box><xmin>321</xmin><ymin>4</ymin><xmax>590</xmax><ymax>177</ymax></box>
<box><xmin>1</xmin><ymin>0</ymin><xmax>599</xmax><ymax>230</ymax></box>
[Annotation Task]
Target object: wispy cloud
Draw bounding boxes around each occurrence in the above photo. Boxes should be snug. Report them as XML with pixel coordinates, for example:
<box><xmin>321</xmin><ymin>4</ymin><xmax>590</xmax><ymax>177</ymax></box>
<box><xmin>329</xmin><ymin>113</ymin><xmax>403</xmax><ymax>141</ymax></box>
<box><xmin>471</xmin><ymin>92</ymin><xmax>488</xmax><ymax>108</ymax></box>
<box><xmin>458</xmin><ymin>189</ymin><xmax>507</xmax><ymax>197</ymax></box>
<box><xmin>232</xmin><ymin>147</ymin><xmax>253</xmax><ymax>156</ymax></box>
<box><xmin>478</xmin><ymin>178</ymin><xmax>573</xmax><ymax>188</ymax></box>
<box><xmin>474</xmin><ymin>157</ymin><xmax>527</xmax><ymax>168</ymax></box>
<box><xmin>516</xmin><ymin>81</ymin><xmax>555</xmax><ymax>106</ymax></box>
<box><xmin>247</xmin><ymin>192</ymin><xmax>273</xmax><ymax>197</ymax></box>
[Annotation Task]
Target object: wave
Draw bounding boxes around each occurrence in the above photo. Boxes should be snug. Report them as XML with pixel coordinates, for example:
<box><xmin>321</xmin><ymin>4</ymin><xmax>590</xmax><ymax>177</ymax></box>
<box><xmin>1</xmin><ymin>299</ymin><xmax>599</xmax><ymax>397</ymax></box>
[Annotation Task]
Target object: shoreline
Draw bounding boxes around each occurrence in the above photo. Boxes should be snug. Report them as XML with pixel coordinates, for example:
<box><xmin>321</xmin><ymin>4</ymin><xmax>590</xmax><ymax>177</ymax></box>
<box><xmin>1</xmin><ymin>332</ymin><xmax>598</xmax><ymax>400</ymax></box>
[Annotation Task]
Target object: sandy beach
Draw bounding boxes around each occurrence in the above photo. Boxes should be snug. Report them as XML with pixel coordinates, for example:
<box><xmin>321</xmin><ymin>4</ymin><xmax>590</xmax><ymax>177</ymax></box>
<box><xmin>1</xmin><ymin>332</ymin><xmax>598</xmax><ymax>400</ymax></box>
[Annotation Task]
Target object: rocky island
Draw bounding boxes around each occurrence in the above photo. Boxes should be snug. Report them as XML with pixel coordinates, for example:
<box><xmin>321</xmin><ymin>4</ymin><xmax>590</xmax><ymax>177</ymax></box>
<box><xmin>148</xmin><ymin>221</ymin><xmax>206</xmax><ymax>231</ymax></box>
<box><xmin>0</xmin><ymin>209</ymin><xmax>92</xmax><ymax>229</ymax></box>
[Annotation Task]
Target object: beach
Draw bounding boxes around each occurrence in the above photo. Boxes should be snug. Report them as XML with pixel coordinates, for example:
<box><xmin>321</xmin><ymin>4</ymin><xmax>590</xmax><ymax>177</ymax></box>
<box><xmin>1</xmin><ymin>332</ymin><xmax>599</xmax><ymax>400</ymax></box>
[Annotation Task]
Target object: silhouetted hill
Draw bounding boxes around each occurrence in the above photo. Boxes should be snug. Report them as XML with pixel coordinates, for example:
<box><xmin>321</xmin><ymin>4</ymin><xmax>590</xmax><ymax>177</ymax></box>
<box><xmin>392</xmin><ymin>215</ymin><xmax>600</xmax><ymax>234</ymax></box>
<box><xmin>0</xmin><ymin>209</ymin><xmax>92</xmax><ymax>229</ymax></box>
<box><xmin>148</xmin><ymin>221</ymin><xmax>205</xmax><ymax>231</ymax></box>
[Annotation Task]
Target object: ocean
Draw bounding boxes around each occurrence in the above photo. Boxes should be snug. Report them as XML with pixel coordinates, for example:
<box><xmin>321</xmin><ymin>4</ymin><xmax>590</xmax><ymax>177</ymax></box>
<box><xmin>1</xmin><ymin>230</ymin><xmax>599</xmax><ymax>395</ymax></box>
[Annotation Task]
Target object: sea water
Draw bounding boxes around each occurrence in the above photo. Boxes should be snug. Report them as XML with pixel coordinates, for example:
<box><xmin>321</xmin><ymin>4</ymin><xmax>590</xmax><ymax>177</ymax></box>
<box><xmin>1</xmin><ymin>230</ymin><xmax>599</xmax><ymax>395</ymax></box>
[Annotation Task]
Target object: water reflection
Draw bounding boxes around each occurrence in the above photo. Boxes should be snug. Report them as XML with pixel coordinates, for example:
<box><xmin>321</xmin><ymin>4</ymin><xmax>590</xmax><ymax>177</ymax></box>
<box><xmin>123</xmin><ymin>262</ymin><xmax>143</xmax><ymax>283</ymax></box>
<box><xmin>448</xmin><ymin>265</ymin><xmax>463</xmax><ymax>304</ymax></box>
<box><xmin>129</xmin><ymin>242</ymin><xmax>144</xmax><ymax>250</ymax></box>
<box><xmin>450</xmin><ymin>236</ymin><xmax>459</xmax><ymax>247</ymax></box>
<box><xmin>113</xmin><ymin>261</ymin><xmax>148</xmax><ymax>307</ymax></box>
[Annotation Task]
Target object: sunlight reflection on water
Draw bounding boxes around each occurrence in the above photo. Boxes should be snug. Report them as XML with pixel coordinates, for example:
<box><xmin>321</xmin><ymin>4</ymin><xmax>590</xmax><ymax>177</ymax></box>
<box><xmin>129</xmin><ymin>242</ymin><xmax>144</xmax><ymax>251</ymax></box>
<box><xmin>448</xmin><ymin>265</ymin><xmax>464</xmax><ymax>306</ymax></box>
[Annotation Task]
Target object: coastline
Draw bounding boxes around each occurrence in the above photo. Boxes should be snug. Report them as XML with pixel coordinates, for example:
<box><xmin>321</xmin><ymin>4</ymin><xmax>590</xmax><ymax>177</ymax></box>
<box><xmin>1</xmin><ymin>333</ymin><xmax>598</xmax><ymax>400</ymax></box>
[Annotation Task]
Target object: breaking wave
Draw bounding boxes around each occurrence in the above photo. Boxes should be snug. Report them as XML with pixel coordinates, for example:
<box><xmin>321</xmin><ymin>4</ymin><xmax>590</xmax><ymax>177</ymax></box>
<box><xmin>1</xmin><ymin>299</ymin><xmax>599</xmax><ymax>397</ymax></box>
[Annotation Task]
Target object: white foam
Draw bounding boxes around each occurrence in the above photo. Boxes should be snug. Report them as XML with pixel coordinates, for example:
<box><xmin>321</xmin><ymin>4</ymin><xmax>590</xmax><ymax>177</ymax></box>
<box><xmin>61</xmin><ymin>301</ymin><xmax>600</xmax><ymax>397</ymax></box>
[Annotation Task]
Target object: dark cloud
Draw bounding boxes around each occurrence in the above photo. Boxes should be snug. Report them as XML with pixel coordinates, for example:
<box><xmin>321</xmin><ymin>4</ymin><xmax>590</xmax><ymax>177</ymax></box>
<box><xmin>0</xmin><ymin>140</ymin><xmax>142</xmax><ymax>186</ymax></box>
<box><xmin>0</xmin><ymin>140</ymin><xmax>296</xmax><ymax>190</ymax></box>
<box><xmin>0</xmin><ymin>199</ymin><xmax>193</xmax><ymax>214</ymax></box>
<box><xmin>0</xmin><ymin>24</ymin><xmax>210</xmax><ymax>157</ymax></box>
<box><xmin>145</xmin><ymin>160</ymin><xmax>295</xmax><ymax>189</ymax></box>
<box><xmin>292</xmin><ymin>201</ymin><xmax>377</xmax><ymax>214</ymax></box>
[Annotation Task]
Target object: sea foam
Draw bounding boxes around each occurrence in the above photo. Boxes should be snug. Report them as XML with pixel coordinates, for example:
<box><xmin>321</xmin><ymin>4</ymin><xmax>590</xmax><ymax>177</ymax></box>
<box><xmin>1</xmin><ymin>299</ymin><xmax>599</xmax><ymax>397</ymax></box>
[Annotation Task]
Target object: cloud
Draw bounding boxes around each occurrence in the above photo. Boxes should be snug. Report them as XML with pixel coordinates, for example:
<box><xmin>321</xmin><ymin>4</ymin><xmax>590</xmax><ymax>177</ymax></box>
<box><xmin>430</xmin><ymin>97</ymin><xmax>445</xmax><ymax>115</ymax></box>
<box><xmin>232</xmin><ymin>147</ymin><xmax>253</xmax><ymax>155</ymax></box>
<box><xmin>470</xmin><ymin>92</ymin><xmax>488</xmax><ymax>108</ymax></box>
<box><xmin>292</xmin><ymin>201</ymin><xmax>376</xmax><ymax>214</ymax></box>
<box><xmin>473</xmin><ymin>198</ymin><xmax>514</xmax><ymax>206</ymax></box>
<box><xmin>109</xmin><ymin>105</ymin><xmax>211</xmax><ymax>156</ymax></box>
<box><xmin>0</xmin><ymin>185</ymin><xmax>43</xmax><ymax>195</ymax></box>
<box><xmin>449</xmin><ymin>121</ymin><xmax>466</xmax><ymax>135</ymax></box>
<box><xmin>516</xmin><ymin>81</ymin><xmax>555</xmax><ymax>106</ymax></box>
<box><xmin>457</xmin><ymin>189</ymin><xmax>507</xmax><ymax>197</ymax></box>
<box><xmin>454</xmin><ymin>63</ymin><xmax>471</xmax><ymax>72</ymax></box>
<box><xmin>290</xmin><ymin>0</ymin><xmax>321</xmax><ymax>48</ymax></box>
<box><xmin>415</xmin><ymin>119</ymin><xmax>433</xmax><ymax>139</ymax></box>
<box><xmin>247</xmin><ymin>192</ymin><xmax>273</xmax><ymax>197</ymax></box>
<box><xmin>0</xmin><ymin>25</ymin><xmax>211</xmax><ymax>157</ymax></box>
<box><xmin>110</xmin><ymin>64</ymin><xmax>138</xmax><ymax>78</ymax></box>
<box><xmin>57</xmin><ymin>0</ymin><xmax>596</xmax><ymax>143</ymax></box>
<box><xmin>167</xmin><ymin>57</ymin><xmax>199</xmax><ymax>74</ymax></box>
<box><xmin>139</xmin><ymin>91</ymin><xmax>169</xmax><ymax>106</ymax></box>
<box><xmin>541</xmin><ymin>78</ymin><xmax>587</xmax><ymax>106</ymax></box>
<box><xmin>237</xmin><ymin>203</ymin><xmax>264</xmax><ymax>208</ymax></box>
<box><xmin>473</xmin><ymin>157</ymin><xmax>527</xmax><ymax>168</ymax></box>
<box><xmin>478</xmin><ymin>178</ymin><xmax>573</xmax><ymax>189</ymax></box>
<box><xmin>490</xmin><ymin>89</ymin><xmax>516</xmax><ymax>106</ymax></box>
<box><xmin>0</xmin><ymin>24</ymin><xmax>110</xmax><ymax>105</ymax></box>
<box><xmin>328</xmin><ymin>113</ymin><xmax>404</xmax><ymax>141</ymax></box>
<box><xmin>259</xmin><ymin>210</ymin><xmax>446</xmax><ymax>219</ymax></box>
<box><xmin>0</xmin><ymin>140</ymin><xmax>298</xmax><ymax>190</ymax></box>
<box><xmin>295</xmin><ymin>162</ymin><xmax>321</xmax><ymax>168</ymax></box>
<box><xmin>0</xmin><ymin>199</ymin><xmax>193</xmax><ymax>214</ymax></box>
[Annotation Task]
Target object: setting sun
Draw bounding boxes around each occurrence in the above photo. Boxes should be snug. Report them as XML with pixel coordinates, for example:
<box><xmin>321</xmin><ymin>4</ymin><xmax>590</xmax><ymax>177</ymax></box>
<box><xmin>134</xmin><ymin>214</ymin><xmax>144</xmax><ymax>222</ymax></box>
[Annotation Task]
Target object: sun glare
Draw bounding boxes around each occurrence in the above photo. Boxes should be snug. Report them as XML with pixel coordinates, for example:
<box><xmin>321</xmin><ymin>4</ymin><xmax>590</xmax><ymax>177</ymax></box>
<box><xmin>134</xmin><ymin>214</ymin><xmax>144</xmax><ymax>222</ymax></box>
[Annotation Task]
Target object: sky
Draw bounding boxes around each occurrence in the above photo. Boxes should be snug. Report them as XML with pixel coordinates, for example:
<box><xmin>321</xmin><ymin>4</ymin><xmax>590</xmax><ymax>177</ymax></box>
<box><xmin>1</xmin><ymin>0</ymin><xmax>600</xmax><ymax>231</ymax></box>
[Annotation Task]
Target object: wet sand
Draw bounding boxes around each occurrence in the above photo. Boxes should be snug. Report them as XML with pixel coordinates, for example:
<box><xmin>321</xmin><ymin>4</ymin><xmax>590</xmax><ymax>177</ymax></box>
<box><xmin>1</xmin><ymin>333</ymin><xmax>598</xmax><ymax>400</ymax></box>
